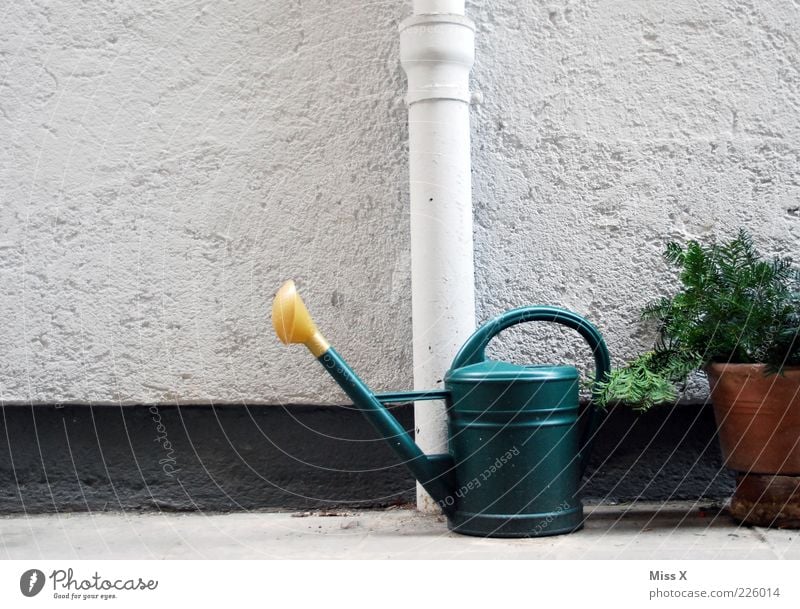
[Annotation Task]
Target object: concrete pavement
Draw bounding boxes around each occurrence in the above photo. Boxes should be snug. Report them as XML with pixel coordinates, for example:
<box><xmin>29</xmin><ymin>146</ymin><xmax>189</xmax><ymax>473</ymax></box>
<box><xmin>1</xmin><ymin>502</ymin><xmax>797</xmax><ymax>559</ymax></box>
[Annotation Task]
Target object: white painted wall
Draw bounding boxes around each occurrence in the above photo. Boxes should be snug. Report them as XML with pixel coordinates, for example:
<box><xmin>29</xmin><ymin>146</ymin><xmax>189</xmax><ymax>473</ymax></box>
<box><xmin>2</xmin><ymin>0</ymin><xmax>799</xmax><ymax>405</ymax></box>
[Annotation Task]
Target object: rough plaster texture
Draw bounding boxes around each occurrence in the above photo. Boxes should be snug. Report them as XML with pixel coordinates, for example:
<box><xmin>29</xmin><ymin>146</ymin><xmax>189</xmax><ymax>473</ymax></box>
<box><xmin>2</xmin><ymin>1</ymin><xmax>800</xmax><ymax>405</ymax></box>
<box><xmin>472</xmin><ymin>0</ymin><xmax>800</xmax><ymax>392</ymax></box>
<box><xmin>1</xmin><ymin>0</ymin><xmax>411</xmax><ymax>404</ymax></box>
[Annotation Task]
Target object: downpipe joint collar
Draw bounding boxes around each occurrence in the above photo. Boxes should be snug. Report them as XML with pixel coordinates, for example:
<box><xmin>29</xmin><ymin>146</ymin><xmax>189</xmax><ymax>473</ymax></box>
<box><xmin>399</xmin><ymin>13</ymin><xmax>475</xmax><ymax>105</ymax></box>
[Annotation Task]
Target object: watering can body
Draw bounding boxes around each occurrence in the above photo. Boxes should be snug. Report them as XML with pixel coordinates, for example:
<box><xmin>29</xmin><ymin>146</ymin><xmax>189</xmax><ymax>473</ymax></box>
<box><xmin>438</xmin><ymin>306</ymin><xmax>611</xmax><ymax>537</ymax></box>
<box><xmin>444</xmin><ymin>362</ymin><xmax>585</xmax><ymax>536</ymax></box>
<box><xmin>272</xmin><ymin>282</ymin><xmax>610</xmax><ymax>538</ymax></box>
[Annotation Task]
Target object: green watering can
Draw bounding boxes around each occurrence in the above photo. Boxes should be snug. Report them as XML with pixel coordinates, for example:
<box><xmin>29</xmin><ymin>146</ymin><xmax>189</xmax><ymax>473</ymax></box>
<box><xmin>272</xmin><ymin>280</ymin><xmax>611</xmax><ymax>538</ymax></box>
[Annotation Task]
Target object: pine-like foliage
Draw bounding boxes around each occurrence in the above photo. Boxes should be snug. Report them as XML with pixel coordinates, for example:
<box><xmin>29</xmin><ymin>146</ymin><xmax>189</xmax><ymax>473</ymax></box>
<box><xmin>597</xmin><ymin>230</ymin><xmax>800</xmax><ymax>410</ymax></box>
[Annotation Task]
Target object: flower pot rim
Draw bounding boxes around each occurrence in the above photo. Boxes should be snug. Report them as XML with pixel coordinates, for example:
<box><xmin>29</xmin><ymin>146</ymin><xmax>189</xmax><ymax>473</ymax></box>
<box><xmin>705</xmin><ymin>362</ymin><xmax>800</xmax><ymax>373</ymax></box>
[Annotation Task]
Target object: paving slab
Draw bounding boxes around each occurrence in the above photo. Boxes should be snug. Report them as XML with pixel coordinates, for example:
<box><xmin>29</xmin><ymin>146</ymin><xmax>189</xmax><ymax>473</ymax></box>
<box><xmin>0</xmin><ymin>503</ymin><xmax>797</xmax><ymax>560</ymax></box>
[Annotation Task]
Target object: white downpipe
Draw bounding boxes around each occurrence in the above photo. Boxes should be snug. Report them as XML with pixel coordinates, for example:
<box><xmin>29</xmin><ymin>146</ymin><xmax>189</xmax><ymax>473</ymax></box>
<box><xmin>400</xmin><ymin>1</ymin><xmax>476</xmax><ymax>512</ymax></box>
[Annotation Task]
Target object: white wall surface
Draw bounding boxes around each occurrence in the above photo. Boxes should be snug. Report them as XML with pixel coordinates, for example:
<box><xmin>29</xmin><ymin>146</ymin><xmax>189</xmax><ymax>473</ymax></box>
<box><xmin>2</xmin><ymin>0</ymin><xmax>799</xmax><ymax>405</ymax></box>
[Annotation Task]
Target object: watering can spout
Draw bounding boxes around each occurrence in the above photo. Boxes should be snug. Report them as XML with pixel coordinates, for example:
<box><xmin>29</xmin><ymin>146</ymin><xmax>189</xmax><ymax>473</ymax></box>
<box><xmin>271</xmin><ymin>281</ymin><xmax>456</xmax><ymax>512</ymax></box>
<box><xmin>272</xmin><ymin>280</ymin><xmax>330</xmax><ymax>356</ymax></box>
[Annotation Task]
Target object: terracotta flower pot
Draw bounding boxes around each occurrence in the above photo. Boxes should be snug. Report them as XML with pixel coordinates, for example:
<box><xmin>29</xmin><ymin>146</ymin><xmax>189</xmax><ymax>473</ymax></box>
<box><xmin>706</xmin><ymin>363</ymin><xmax>800</xmax><ymax>527</ymax></box>
<box><xmin>706</xmin><ymin>363</ymin><xmax>800</xmax><ymax>474</ymax></box>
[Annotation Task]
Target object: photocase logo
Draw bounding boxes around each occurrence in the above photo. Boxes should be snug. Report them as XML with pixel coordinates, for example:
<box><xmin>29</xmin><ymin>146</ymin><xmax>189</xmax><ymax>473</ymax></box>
<box><xmin>16</xmin><ymin>568</ymin><xmax>158</xmax><ymax>601</ymax></box>
<box><xmin>20</xmin><ymin>569</ymin><xmax>45</xmax><ymax>597</ymax></box>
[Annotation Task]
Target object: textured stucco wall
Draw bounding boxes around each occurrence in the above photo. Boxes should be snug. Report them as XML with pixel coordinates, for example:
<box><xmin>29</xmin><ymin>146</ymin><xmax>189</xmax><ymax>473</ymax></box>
<box><xmin>472</xmin><ymin>0</ymin><xmax>800</xmax><ymax>390</ymax></box>
<box><xmin>2</xmin><ymin>0</ymin><xmax>799</xmax><ymax>405</ymax></box>
<box><xmin>1</xmin><ymin>0</ymin><xmax>411</xmax><ymax>404</ymax></box>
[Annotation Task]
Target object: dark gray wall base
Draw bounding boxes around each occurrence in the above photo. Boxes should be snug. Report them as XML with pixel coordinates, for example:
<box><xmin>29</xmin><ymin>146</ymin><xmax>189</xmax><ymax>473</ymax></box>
<box><xmin>0</xmin><ymin>403</ymin><xmax>733</xmax><ymax>513</ymax></box>
<box><xmin>585</xmin><ymin>403</ymin><xmax>734</xmax><ymax>504</ymax></box>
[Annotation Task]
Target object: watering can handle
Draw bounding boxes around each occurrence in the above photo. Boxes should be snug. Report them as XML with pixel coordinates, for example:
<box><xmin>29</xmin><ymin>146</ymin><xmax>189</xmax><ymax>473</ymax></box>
<box><xmin>450</xmin><ymin>305</ymin><xmax>611</xmax><ymax>473</ymax></box>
